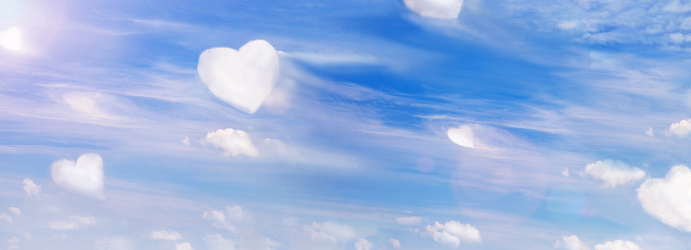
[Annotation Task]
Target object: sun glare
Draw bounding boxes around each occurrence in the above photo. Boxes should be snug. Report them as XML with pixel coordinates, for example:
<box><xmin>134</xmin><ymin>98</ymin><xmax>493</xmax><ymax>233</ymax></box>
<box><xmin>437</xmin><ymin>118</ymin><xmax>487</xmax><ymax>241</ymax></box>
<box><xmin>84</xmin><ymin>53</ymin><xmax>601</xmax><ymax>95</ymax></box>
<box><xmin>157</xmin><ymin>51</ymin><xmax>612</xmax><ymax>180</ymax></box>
<box><xmin>0</xmin><ymin>26</ymin><xmax>23</xmax><ymax>52</ymax></box>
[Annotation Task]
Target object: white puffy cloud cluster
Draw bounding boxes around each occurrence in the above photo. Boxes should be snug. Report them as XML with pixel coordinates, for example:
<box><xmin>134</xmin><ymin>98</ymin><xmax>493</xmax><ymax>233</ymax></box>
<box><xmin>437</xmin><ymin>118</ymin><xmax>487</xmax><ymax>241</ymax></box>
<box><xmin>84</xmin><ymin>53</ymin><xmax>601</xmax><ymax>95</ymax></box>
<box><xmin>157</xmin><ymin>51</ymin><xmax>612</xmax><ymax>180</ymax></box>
<box><xmin>175</xmin><ymin>242</ymin><xmax>194</xmax><ymax>250</ymax></box>
<box><xmin>303</xmin><ymin>221</ymin><xmax>357</xmax><ymax>244</ymax></box>
<box><xmin>48</xmin><ymin>216</ymin><xmax>96</xmax><ymax>230</ymax></box>
<box><xmin>202</xmin><ymin>205</ymin><xmax>251</xmax><ymax>232</ymax></box>
<box><xmin>668</xmin><ymin>119</ymin><xmax>691</xmax><ymax>138</ymax></box>
<box><xmin>389</xmin><ymin>238</ymin><xmax>401</xmax><ymax>248</ymax></box>
<box><xmin>403</xmin><ymin>0</ymin><xmax>464</xmax><ymax>19</ymax></box>
<box><xmin>354</xmin><ymin>238</ymin><xmax>373</xmax><ymax>250</ymax></box>
<box><xmin>22</xmin><ymin>178</ymin><xmax>41</xmax><ymax>197</ymax></box>
<box><xmin>425</xmin><ymin>220</ymin><xmax>481</xmax><ymax>248</ymax></box>
<box><xmin>202</xmin><ymin>128</ymin><xmax>259</xmax><ymax>157</ymax></box>
<box><xmin>51</xmin><ymin>153</ymin><xmax>105</xmax><ymax>200</ymax></box>
<box><xmin>581</xmin><ymin>160</ymin><xmax>645</xmax><ymax>188</ymax></box>
<box><xmin>638</xmin><ymin>165</ymin><xmax>691</xmax><ymax>232</ymax></box>
<box><xmin>554</xmin><ymin>235</ymin><xmax>639</xmax><ymax>250</ymax></box>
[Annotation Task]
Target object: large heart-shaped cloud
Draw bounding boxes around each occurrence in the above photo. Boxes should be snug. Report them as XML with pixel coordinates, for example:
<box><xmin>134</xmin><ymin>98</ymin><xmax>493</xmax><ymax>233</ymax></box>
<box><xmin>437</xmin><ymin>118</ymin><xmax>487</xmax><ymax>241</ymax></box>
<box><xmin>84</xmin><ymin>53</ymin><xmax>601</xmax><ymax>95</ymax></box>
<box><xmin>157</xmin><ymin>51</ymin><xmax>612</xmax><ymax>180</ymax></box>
<box><xmin>197</xmin><ymin>40</ymin><xmax>280</xmax><ymax>114</ymax></box>
<box><xmin>447</xmin><ymin>125</ymin><xmax>474</xmax><ymax>148</ymax></box>
<box><xmin>403</xmin><ymin>0</ymin><xmax>464</xmax><ymax>19</ymax></box>
<box><xmin>51</xmin><ymin>153</ymin><xmax>105</xmax><ymax>200</ymax></box>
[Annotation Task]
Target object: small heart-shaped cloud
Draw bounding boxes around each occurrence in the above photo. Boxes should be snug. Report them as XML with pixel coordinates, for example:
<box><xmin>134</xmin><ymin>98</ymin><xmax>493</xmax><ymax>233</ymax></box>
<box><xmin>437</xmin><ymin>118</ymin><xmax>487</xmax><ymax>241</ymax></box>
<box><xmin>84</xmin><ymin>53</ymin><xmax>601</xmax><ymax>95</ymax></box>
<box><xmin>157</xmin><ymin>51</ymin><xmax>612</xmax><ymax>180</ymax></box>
<box><xmin>197</xmin><ymin>40</ymin><xmax>280</xmax><ymax>114</ymax></box>
<box><xmin>403</xmin><ymin>0</ymin><xmax>464</xmax><ymax>19</ymax></box>
<box><xmin>51</xmin><ymin>153</ymin><xmax>105</xmax><ymax>200</ymax></box>
<box><xmin>447</xmin><ymin>125</ymin><xmax>474</xmax><ymax>148</ymax></box>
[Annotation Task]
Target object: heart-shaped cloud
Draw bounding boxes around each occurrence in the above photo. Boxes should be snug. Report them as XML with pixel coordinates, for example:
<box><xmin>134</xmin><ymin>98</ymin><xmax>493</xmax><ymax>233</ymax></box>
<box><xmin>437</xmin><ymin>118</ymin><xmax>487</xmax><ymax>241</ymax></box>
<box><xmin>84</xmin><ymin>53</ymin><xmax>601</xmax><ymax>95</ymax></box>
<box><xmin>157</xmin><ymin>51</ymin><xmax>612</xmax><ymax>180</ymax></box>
<box><xmin>403</xmin><ymin>0</ymin><xmax>464</xmax><ymax>19</ymax></box>
<box><xmin>447</xmin><ymin>125</ymin><xmax>474</xmax><ymax>148</ymax></box>
<box><xmin>51</xmin><ymin>153</ymin><xmax>105</xmax><ymax>200</ymax></box>
<box><xmin>197</xmin><ymin>40</ymin><xmax>280</xmax><ymax>114</ymax></box>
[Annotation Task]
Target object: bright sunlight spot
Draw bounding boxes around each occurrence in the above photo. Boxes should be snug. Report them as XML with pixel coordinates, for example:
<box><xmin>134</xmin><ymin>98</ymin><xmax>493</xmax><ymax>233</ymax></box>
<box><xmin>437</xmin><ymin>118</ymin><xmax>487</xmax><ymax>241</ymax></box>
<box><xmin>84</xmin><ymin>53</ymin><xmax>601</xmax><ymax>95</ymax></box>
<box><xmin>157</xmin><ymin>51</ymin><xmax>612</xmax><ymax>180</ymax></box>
<box><xmin>0</xmin><ymin>26</ymin><xmax>23</xmax><ymax>52</ymax></box>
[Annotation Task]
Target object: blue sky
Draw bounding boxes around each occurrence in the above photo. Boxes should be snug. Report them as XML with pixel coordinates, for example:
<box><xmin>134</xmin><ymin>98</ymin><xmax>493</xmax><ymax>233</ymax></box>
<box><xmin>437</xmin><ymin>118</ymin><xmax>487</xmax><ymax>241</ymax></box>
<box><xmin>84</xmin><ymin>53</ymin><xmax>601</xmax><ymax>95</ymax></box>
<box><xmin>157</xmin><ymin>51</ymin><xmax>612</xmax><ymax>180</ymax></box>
<box><xmin>2</xmin><ymin>0</ymin><xmax>691</xmax><ymax>249</ymax></box>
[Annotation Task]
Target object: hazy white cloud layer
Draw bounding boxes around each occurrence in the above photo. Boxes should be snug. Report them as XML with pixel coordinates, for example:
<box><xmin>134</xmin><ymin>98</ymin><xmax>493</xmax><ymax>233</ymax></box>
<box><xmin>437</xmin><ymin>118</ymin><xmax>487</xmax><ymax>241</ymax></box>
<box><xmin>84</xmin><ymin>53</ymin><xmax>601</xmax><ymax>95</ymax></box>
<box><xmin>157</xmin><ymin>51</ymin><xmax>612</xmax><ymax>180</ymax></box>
<box><xmin>50</xmin><ymin>153</ymin><xmax>105</xmax><ymax>200</ymax></box>
<box><xmin>395</xmin><ymin>216</ymin><xmax>422</xmax><ymax>226</ymax></box>
<box><xmin>581</xmin><ymin>160</ymin><xmax>645</xmax><ymax>188</ymax></box>
<box><xmin>638</xmin><ymin>165</ymin><xmax>691</xmax><ymax>232</ymax></box>
<box><xmin>202</xmin><ymin>205</ymin><xmax>251</xmax><ymax>232</ymax></box>
<box><xmin>48</xmin><ymin>216</ymin><xmax>96</xmax><ymax>230</ymax></box>
<box><xmin>354</xmin><ymin>238</ymin><xmax>373</xmax><ymax>250</ymax></box>
<box><xmin>425</xmin><ymin>221</ymin><xmax>481</xmax><ymax>248</ymax></box>
<box><xmin>203</xmin><ymin>234</ymin><xmax>236</xmax><ymax>250</ymax></box>
<box><xmin>403</xmin><ymin>0</ymin><xmax>464</xmax><ymax>19</ymax></box>
<box><xmin>197</xmin><ymin>40</ymin><xmax>279</xmax><ymax>114</ymax></box>
<box><xmin>150</xmin><ymin>231</ymin><xmax>182</xmax><ymax>241</ymax></box>
<box><xmin>303</xmin><ymin>221</ymin><xmax>357</xmax><ymax>244</ymax></box>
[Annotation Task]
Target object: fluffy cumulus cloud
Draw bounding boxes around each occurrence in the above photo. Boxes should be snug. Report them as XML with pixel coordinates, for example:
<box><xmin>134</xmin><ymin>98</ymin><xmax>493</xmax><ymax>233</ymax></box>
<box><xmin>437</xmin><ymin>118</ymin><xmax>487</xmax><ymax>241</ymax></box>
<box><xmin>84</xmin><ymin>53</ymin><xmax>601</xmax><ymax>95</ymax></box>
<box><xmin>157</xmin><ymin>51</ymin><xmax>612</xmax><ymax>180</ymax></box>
<box><xmin>303</xmin><ymin>221</ymin><xmax>357</xmax><ymax>244</ymax></box>
<box><xmin>581</xmin><ymin>160</ymin><xmax>645</xmax><ymax>188</ymax></box>
<box><xmin>554</xmin><ymin>235</ymin><xmax>590</xmax><ymax>250</ymax></box>
<box><xmin>48</xmin><ymin>216</ymin><xmax>96</xmax><ymax>230</ymax></box>
<box><xmin>176</xmin><ymin>242</ymin><xmax>194</xmax><ymax>250</ymax></box>
<box><xmin>51</xmin><ymin>153</ymin><xmax>105</xmax><ymax>200</ymax></box>
<box><xmin>150</xmin><ymin>231</ymin><xmax>182</xmax><ymax>241</ymax></box>
<box><xmin>202</xmin><ymin>205</ymin><xmax>251</xmax><ymax>232</ymax></box>
<box><xmin>638</xmin><ymin>165</ymin><xmax>691</xmax><ymax>232</ymax></box>
<box><xmin>203</xmin><ymin>234</ymin><xmax>236</xmax><ymax>250</ymax></box>
<box><xmin>447</xmin><ymin>125</ymin><xmax>474</xmax><ymax>148</ymax></box>
<box><xmin>390</xmin><ymin>238</ymin><xmax>401</xmax><ymax>248</ymax></box>
<box><xmin>668</xmin><ymin>119</ymin><xmax>691</xmax><ymax>138</ymax></box>
<box><xmin>354</xmin><ymin>238</ymin><xmax>373</xmax><ymax>250</ymax></box>
<box><xmin>555</xmin><ymin>236</ymin><xmax>639</xmax><ymax>250</ymax></box>
<box><xmin>22</xmin><ymin>178</ymin><xmax>41</xmax><ymax>197</ymax></box>
<box><xmin>395</xmin><ymin>216</ymin><xmax>422</xmax><ymax>226</ymax></box>
<box><xmin>8</xmin><ymin>207</ymin><xmax>20</xmax><ymax>216</ymax></box>
<box><xmin>202</xmin><ymin>128</ymin><xmax>259</xmax><ymax>157</ymax></box>
<box><xmin>403</xmin><ymin>0</ymin><xmax>464</xmax><ymax>19</ymax></box>
<box><xmin>197</xmin><ymin>40</ymin><xmax>280</xmax><ymax>114</ymax></box>
<box><xmin>0</xmin><ymin>213</ymin><xmax>12</xmax><ymax>223</ymax></box>
<box><xmin>594</xmin><ymin>240</ymin><xmax>640</xmax><ymax>250</ymax></box>
<box><xmin>425</xmin><ymin>221</ymin><xmax>481</xmax><ymax>248</ymax></box>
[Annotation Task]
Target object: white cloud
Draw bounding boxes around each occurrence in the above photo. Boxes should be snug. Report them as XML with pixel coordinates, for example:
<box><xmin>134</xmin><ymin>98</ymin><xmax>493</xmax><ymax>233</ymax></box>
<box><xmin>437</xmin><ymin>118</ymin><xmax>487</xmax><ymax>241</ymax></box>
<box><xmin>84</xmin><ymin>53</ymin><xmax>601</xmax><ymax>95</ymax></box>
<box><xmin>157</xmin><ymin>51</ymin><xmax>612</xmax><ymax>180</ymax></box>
<box><xmin>638</xmin><ymin>165</ymin><xmax>691</xmax><ymax>232</ymax></box>
<box><xmin>447</xmin><ymin>125</ymin><xmax>474</xmax><ymax>148</ymax></box>
<box><xmin>561</xmin><ymin>168</ymin><xmax>570</xmax><ymax>177</ymax></box>
<box><xmin>197</xmin><ymin>40</ymin><xmax>279</xmax><ymax>114</ymax></box>
<box><xmin>150</xmin><ymin>231</ymin><xmax>182</xmax><ymax>241</ymax></box>
<box><xmin>48</xmin><ymin>216</ymin><xmax>96</xmax><ymax>230</ymax></box>
<box><xmin>8</xmin><ymin>207</ymin><xmax>20</xmax><ymax>216</ymax></box>
<box><xmin>555</xmin><ymin>236</ymin><xmax>639</xmax><ymax>250</ymax></box>
<box><xmin>22</xmin><ymin>178</ymin><xmax>41</xmax><ymax>197</ymax></box>
<box><xmin>425</xmin><ymin>221</ymin><xmax>481</xmax><ymax>248</ymax></box>
<box><xmin>581</xmin><ymin>160</ymin><xmax>645</xmax><ymax>188</ymax></box>
<box><xmin>202</xmin><ymin>128</ymin><xmax>259</xmax><ymax>157</ymax></box>
<box><xmin>203</xmin><ymin>234</ymin><xmax>236</xmax><ymax>250</ymax></box>
<box><xmin>0</xmin><ymin>213</ymin><xmax>12</xmax><ymax>223</ymax></box>
<box><xmin>554</xmin><ymin>235</ymin><xmax>590</xmax><ymax>250</ymax></box>
<box><xmin>395</xmin><ymin>216</ymin><xmax>422</xmax><ymax>226</ymax></box>
<box><xmin>0</xmin><ymin>26</ymin><xmax>23</xmax><ymax>52</ymax></box>
<box><xmin>176</xmin><ymin>242</ymin><xmax>194</xmax><ymax>250</ymax></box>
<box><xmin>557</xmin><ymin>20</ymin><xmax>579</xmax><ymax>30</ymax></box>
<box><xmin>202</xmin><ymin>205</ymin><xmax>251</xmax><ymax>232</ymax></box>
<box><xmin>390</xmin><ymin>238</ymin><xmax>401</xmax><ymax>248</ymax></box>
<box><xmin>95</xmin><ymin>236</ymin><xmax>137</xmax><ymax>250</ymax></box>
<box><xmin>646</xmin><ymin>127</ymin><xmax>654</xmax><ymax>137</ymax></box>
<box><xmin>354</xmin><ymin>238</ymin><xmax>373</xmax><ymax>250</ymax></box>
<box><xmin>7</xmin><ymin>237</ymin><xmax>19</xmax><ymax>244</ymax></box>
<box><xmin>51</xmin><ymin>153</ymin><xmax>105</xmax><ymax>200</ymax></box>
<box><xmin>594</xmin><ymin>240</ymin><xmax>640</xmax><ymax>250</ymax></box>
<box><xmin>303</xmin><ymin>221</ymin><xmax>357</xmax><ymax>244</ymax></box>
<box><xmin>668</xmin><ymin>119</ymin><xmax>691</xmax><ymax>138</ymax></box>
<box><xmin>403</xmin><ymin>0</ymin><xmax>464</xmax><ymax>19</ymax></box>
<box><xmin>182</xmin><ymin>136</ymin><xmax>190</xmax><ymax>146</ymax></box>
